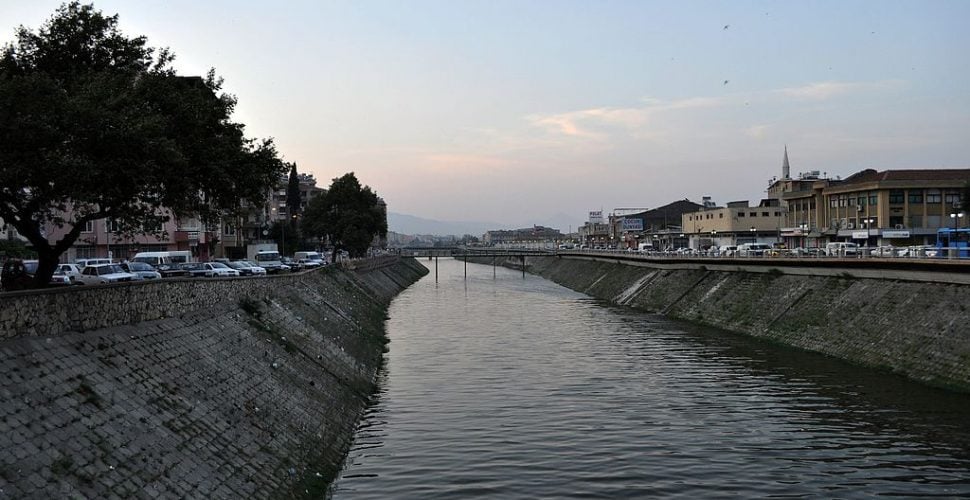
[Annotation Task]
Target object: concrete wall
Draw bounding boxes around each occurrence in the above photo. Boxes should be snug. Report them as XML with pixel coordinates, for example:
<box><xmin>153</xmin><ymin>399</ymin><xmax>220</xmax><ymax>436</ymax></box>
<box><xmin>477</xmin><ymin>255</ymin><xmax>970</xmax><ymax>392</ymax></box>
<box><xmin>0</xmin><ymin>258</ymin><xmax>428</xmax><ymax>498</ymax></box>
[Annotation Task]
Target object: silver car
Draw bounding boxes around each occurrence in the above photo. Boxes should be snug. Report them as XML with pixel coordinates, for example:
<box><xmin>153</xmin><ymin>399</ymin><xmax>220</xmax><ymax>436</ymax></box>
<box><xmin>76</xmin><ymin>263</ymin><xmax>139</xmax><ymax>285</ymax></box>
<box><xmin>121</xmin><ymin>261</ymin><xmax>162</xmax><ymax>280</ymax></box>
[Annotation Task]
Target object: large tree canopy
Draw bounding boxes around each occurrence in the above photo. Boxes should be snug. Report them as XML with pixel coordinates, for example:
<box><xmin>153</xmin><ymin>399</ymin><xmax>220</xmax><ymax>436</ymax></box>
<box><xmin>0</xmin><ymin>2</ymin><xmax>285</xmax><ymax>287</ymax></box>
<box><xmin>303</xmin><ymin>173</ymin><xmax>387</xmax><ymax>259</ymax></box>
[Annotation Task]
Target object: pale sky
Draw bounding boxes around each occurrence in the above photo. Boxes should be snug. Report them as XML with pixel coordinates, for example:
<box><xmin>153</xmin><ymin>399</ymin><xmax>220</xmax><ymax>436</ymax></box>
<box><xmin>3</xmin><ymin>1</ymin><xmax>969</xmax><ymax>227</ymax></box>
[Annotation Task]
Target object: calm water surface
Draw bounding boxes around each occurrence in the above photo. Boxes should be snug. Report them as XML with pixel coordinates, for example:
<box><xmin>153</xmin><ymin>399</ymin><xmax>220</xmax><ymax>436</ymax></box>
<box><xmin>331</xmin><ymin>258</ymin><xmax>970</xmax><ymax>498</ymax></box>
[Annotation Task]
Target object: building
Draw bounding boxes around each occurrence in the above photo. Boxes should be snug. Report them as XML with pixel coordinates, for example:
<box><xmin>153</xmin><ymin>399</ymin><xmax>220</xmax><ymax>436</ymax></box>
<box><xmin>768</xmin><ymin>147</ymin><xmax>969</xmax><ymax>248</ymax></box>
<box><xmin>483</xmin><ymin>225</ymin><xmax>563</xmax><ymax>247</ymax></box>
<box><xmin>681</xmin><ymin>199</ymin><xmax>786</xmax><ymax>251</ymax></box>
<box><xmin>803</xmin><ymin>168</ymin><xmax>969</xmax><ymax>247</ymax></box>
<box><xmin>607</xmin><ymin>199</ymin><xmax>705</xmax><ymax>250</ymax></box>
<box><xmin>227</xmin><ymin>173</ymin><xmax>326</xmax><ymax>259</ymax></box>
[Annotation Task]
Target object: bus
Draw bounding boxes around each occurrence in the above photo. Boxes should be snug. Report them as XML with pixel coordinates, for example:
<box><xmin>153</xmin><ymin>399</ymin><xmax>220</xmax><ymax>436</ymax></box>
<box><xmin>936</xmin><ymin>228</ymin><xmax>970</xmax><ymax>258</ymax></box>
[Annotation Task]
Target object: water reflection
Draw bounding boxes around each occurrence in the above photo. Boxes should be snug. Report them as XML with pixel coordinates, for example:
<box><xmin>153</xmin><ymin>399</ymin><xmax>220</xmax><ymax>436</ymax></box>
<box><xmin>332</xmin><ymin>258</ymin><xmax>970</xmax><ymax>498</ymax></box>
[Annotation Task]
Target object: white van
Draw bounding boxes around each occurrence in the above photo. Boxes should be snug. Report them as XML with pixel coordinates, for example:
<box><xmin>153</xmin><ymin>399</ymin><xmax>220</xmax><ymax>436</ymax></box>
<box><xmin>294</xmin><ymin>251</ymin><xmax>325</xmax><ymax>263</ymax></box>
<box><xmin>738</xmin><ymin>243</ymin><xmax>772</xmax><ymax>257</ymax></box>
<box><xmin>75</xmin><ymin>258</ymin><xmax>113</xmax><ymax>268</ymax></box>
<box><xmin>131</xmin><ymin>251</ymin><xmax>192</xmax><ymax>267</ymax></box>
<box><xmin>825</xmin><ymin>242</ymin><xmax>859</xmax><ymax>257</ymax></box>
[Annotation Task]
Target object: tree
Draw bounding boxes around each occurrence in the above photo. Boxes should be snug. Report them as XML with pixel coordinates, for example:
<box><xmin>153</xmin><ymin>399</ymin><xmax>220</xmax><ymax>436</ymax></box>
<box><xmin>286</xmin><ymin>163</ymin><xmax>301</xmax><ymax>223</ymax></box>
<box><xmin>303</xmin><ymin>173</ymin><xmax>387</xmax><ymax>259</ymax></box>
<box><xmin>0</xmin><ymin>2</ymin><xmax>286</xmax><ymax>287</ymax></box>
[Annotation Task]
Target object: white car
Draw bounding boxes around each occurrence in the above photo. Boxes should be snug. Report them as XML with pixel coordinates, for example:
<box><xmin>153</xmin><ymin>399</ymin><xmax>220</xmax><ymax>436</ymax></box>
<box><xmin>196</xmin><ymin>262</ymin><xmax>240</xmax><ymax>278</ymax></box>
<box><xmin>76</xmin><ymin>263</ymin><xmax>139</xmax><ymax>285</ymax></box>
<box><xmin>57</xmin><ymin>263</ymin><xmax>83</xmax><ymax>283</ymax></box>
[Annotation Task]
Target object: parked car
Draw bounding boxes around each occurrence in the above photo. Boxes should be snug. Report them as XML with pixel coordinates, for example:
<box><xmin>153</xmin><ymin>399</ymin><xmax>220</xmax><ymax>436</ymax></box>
<box><xmin>297</xmin><ymin>258</ymin><xmax>322</xmax><ymax>269</ymax></box>
<box><xmin>227</xmin><ymin>261</ymin><xmax>267</xmax><ymax>276</ymax></box>
<box><xmin>49</xmin><ymin>269</ymin><xmax>73</xmax><ymax>286</ymax></box>
<box><xmin>181</xmin><ymin>262</ymin><xmax>240</xmax><ymax>278</ymax></box>
<box><xmin>76</xmin><ymin>263</ymin><xmax>138</xmax><ymax>285</ymax></box>
<box><xmin>57</xmin><ymin>263</ymin><xmax>83</xmax><ymax>283</ymax></box>
<box><xmin>121</xmin><ymin>261</ymin><xmax>162</xmax><ymax>280</ymax></box>
<box><xmin>870</xmin><ymin>246</ymin><xmax>900</xmax><ymax>258</ymax></box>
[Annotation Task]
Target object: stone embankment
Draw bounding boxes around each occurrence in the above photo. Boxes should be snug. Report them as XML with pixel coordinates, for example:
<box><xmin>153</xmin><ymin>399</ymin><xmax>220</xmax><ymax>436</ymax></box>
<box><xmin>0</xmin><ymin>257</ymin><xmax>428</xmax><ymax>498</ymax></box>
<box><xmin>471</xmin><ymin>255</ymin><xmax>970</xmax><ymax>392</ymax></box>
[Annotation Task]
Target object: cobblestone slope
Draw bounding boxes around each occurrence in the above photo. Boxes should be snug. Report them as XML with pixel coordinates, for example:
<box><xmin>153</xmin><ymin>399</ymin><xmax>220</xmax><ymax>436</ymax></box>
<box><xmin>0</xmin><ymin>258</ymin><xmax>428</xmax><ymax>498</ymax></box>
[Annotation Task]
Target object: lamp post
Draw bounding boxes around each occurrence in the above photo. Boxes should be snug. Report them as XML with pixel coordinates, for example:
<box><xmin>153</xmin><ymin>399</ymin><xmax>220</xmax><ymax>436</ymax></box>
<box><xmin>950</xmin><ymin>211</ymin><xmax>965</xmax><ymax>229</ymax></box>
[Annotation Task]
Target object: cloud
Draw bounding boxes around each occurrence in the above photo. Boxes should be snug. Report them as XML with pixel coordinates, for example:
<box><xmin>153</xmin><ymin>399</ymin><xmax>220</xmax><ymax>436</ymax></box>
<box><xmin>775</xmin><ymin>80</ymin><xmax>903</xmax><ymax>100</ymax></box>
<box><xmin>745</xmin><ymin>124</ymin><xmax>770</xmax><ymax>139</ymax></box>
<box><xmin>527</xmin><ymin>96</ymin><xmax>724</xmax><ymax>141</ymax></box>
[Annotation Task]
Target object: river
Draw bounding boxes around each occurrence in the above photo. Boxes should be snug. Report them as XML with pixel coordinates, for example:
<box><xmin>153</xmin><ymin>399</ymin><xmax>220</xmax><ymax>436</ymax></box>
<box><xmin>331</xmin><ymin>258</ymin><xmax>970</xmax><ymax>498</ymax></box>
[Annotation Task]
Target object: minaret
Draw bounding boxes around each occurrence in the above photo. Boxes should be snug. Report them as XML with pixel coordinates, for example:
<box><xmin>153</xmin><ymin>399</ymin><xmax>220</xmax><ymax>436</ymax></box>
<box><xmin>782</xmin><ymin>145</ymin><xmax>791</xmax><ymax>179</ymax></box>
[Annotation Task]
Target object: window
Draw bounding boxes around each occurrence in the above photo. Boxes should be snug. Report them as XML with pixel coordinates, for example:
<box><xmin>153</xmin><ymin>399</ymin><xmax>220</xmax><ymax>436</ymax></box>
<box><xmin>830</xmin><ymin>198</ymin><xmax>838</xmax><ymax>208</ymax></box>
<box><xmin>106</xmin><ymin>220</ymin><xmax>121</xmax><ymax>233</ymax></box>
<box><xmin>909</xmin><ymin>190</ymin><xmax>923</xmax><ymax>204</ymax></box>
<box><xmin>82</xmin><ymin>221</ymin><xmax>94</xmax><ymax>233</ymax></box>
<box><xmin>838</xmin><ymin>195</ymin><xmax>846</xmax><ymax>207</ymax></box>
<box><xmin>774</xmin><ymin>211</ymin><xmax>781</xmax><ymax>217</ymax></box>
<box><xmin>762</xmin><ymin>212</ymin><xmax>769</xmax><ymax>217</ymax></box>
<box><xmin>738</xmin><ymin>212</ymin><xmax>745</xmax><ymax>217</ymax></box>
<box><xmin>927</xmin><ymin>190</ymin><xmax>942</xmax><ymax>203</ymax></box>
<box><xmin>224</xmin><ymin>224</ymin><xmax>236</xmax><ymax>236</ymax></box>
<box><xmin>718</xmin><ymin>213</ymin><xmax>723</xmax><ymax>218</ymax></box>
<box><xmin>889</xmin><ymin>190</ymin><xmax>904</xmax><ymax>204</ymax></box>
<box><xmin>945</xmin><ymin>191</ymin><xmax>962</xmax><ymax>205</ymax></box>
<box><xmin>857</xmin><ymin>196</ymin><xmax>866</xmax><ymax>206</ymax></box>
<box><xmin>869</xmin><ymin>192</ymin><xmax>878</xmax><ymax>206</ymax></box>
<box><xmin>749</xmin><ymin>212</ymin><xmax>758</xmax><ymax>217</ymax></box>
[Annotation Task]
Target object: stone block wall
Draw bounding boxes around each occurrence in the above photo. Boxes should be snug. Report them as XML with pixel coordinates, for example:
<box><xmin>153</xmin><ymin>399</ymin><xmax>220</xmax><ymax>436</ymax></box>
<box><xmin>492</xmin><ymin>255</ymin><xmax>970</xmax><ymax>392</ymax></box>
<box><xmin>0</xmin><ymin>258</ymin><xmax>428</xmax><ymax>498</ymax></box>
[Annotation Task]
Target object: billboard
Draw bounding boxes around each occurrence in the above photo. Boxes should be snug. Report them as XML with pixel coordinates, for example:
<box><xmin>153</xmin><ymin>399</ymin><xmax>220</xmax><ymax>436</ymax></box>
<box><xmin>589</xmin><ymin>211</ymin><xmax>604</xmax><ymax>224</ymax></box>
<box><xmin>621</xmin><ymin>218</ymin><xmax>644</xmax><ymax>232</ymax></box>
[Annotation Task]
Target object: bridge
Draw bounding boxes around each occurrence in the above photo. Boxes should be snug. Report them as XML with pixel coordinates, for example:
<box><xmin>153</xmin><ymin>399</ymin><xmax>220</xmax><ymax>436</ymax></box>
<box><xmin>399</xmin><ymin>247</ymin><xmax>551</xmax><ymax>281</ymax></box>
<box><xmin>399</xmin><ymin>246</ymin><xmax>551</xmax><ymax>258</ymax></box>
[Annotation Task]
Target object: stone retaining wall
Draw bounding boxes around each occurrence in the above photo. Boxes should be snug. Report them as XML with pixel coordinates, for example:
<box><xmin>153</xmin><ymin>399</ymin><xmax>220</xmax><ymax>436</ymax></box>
<box><xmin>0</xmin><ymin>257</ymin><xmax>428</xmax><ymax>498</ymax></box>
<box><xmin>470</xmin><ymin>255</ymin><xmax>970</xmax><ymax>392</ymax></box>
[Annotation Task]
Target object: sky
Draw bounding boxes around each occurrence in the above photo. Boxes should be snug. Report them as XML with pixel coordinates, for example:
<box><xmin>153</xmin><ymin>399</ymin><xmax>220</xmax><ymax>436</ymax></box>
<box><xmin>2</xmin><ymin>0</ymin><xmax>969</xmax><ymax>228</ymax></box>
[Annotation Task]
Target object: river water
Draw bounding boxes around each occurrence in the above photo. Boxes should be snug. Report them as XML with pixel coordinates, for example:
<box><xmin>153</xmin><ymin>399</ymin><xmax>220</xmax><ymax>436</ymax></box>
<box><xmin>331</xmin><ymin>258</ymin><xmax>970</xmax><ymax>498</ymax></box>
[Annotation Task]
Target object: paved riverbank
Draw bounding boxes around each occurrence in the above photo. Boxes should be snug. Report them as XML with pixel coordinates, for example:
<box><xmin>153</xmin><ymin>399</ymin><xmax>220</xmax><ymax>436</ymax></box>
<box><xmin>0</xmin><ymin>258</ymin><xmax>428</xmax><ymax>498</ymax></box>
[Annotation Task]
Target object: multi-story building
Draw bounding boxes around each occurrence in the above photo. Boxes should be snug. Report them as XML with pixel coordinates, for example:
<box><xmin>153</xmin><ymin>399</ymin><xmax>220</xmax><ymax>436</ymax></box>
<box><xmin>607</xmin><ymin>199</ymin><xmax>705</xmax><ymax>250</ymax></box>
<box><xmin>681</xmin><ymin>200</ymin><xmax>787</xmax><ymax>251</ymax></box>
<box><xmin>483</xmin><ymin>225</ymin><xmax>563</xmax><ymax>247</ymax></box>
<box><xmin>779</xmin><ymin>168</ymin><xmax>969</xmax><ymax>248</ymax></box>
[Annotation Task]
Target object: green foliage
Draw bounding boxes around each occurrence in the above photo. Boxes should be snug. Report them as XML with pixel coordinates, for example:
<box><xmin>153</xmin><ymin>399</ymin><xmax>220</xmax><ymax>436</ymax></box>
<box><xmin>267</xmin><ymin>219</ymin><xmax>302</xmax><ymax>255</ymax></box>
<box><xmin>303</xmin><ymin>173</ymin><xmax>387</xmax><ymax>258</ymax></box>
<box><xmin>0</xmin><ymin>2</ymin><xmax>286</xmax><ymax>287</ymax></box>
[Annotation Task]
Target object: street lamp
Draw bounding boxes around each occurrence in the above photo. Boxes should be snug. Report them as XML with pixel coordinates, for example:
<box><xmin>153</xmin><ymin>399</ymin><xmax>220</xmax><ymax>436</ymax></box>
<box><xmin>864</xmin><ymin>218</ymin><xmax>875</xmax><ymax>247</ymax></box>
<box><xmin>950</xmin><ymin>211</ymin><xmax>966</xmax><ymax>229</ymax></box>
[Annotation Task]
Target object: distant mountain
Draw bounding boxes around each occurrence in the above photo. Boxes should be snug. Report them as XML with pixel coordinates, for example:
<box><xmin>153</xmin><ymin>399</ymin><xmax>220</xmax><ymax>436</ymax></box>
<box><xmin>388</xmin><ymin>212</ymin><xmax>509</xmax><ymax>237</ymax></box>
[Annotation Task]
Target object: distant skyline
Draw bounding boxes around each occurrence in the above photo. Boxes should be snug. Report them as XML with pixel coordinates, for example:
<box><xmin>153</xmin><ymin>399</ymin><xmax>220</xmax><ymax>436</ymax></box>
<box><xmin>3</xmin><ymin>1</ymin><xmax>968</xmax><ymax>225</ymax></box>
